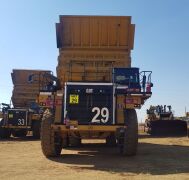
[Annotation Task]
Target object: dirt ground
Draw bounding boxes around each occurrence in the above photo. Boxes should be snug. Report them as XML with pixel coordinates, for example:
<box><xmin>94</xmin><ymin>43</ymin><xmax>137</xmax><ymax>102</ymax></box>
<box><xmin>0</xmin><ymin>134</ymin><xmax>189</xmax><ymax>180</ymax></box>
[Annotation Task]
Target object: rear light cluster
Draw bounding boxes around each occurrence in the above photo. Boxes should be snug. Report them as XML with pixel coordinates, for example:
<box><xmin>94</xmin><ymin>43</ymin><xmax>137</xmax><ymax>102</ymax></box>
<box><xmin>134</xmin><ymin>104</ymin><xmax>141</xmax><ymax>108</ymax></box>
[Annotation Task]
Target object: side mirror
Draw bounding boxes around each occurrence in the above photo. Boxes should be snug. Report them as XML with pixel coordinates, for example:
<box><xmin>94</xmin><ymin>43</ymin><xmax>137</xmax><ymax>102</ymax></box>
<box><xmin>150</xmin><ymin>83</ymin><xmax>153</xmax><ymax>87</ymax></box>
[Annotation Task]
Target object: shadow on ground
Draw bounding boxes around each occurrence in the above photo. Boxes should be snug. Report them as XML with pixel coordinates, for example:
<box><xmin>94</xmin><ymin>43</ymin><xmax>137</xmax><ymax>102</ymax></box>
<box><xmin>50</xmin><ymin>141</ymin><xmax>189</xmax><ymax>176</ymax></box>
<box><xmin>0</xmin><ymin>135</ymin><xmax>39</xmax><ymax>142</ymax></box>
<box><xmin>139</xmin><ymin>134</ymin><xmax>187</xmax><ymax>138</ymax></box>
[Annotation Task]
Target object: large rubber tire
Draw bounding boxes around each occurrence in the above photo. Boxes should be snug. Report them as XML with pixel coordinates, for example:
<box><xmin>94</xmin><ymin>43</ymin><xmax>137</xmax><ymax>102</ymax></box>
<box><xmin>69</xmin><ymin>136</ymin><xmax>81</xmax><ymax>147</ymax></box>
<box><xmin>41</xmin><ymin>112</ymin><xmax>62</xmax><ymax>157</ymax></box>
<box><xmin>32</xmin><ymin>120</ymin><xmax>41</xmax><ymax>139</ymax></box>
<box><xmin>12</xmin><ymin>129</ymin><xmax>27</xmax><ymax>137</ymax></box>
<box><xmin>0</xmin><ymin>127</ymin><xmax>11</xmax><ymax>139</ymax></box>
<box><xmin>119</xmin><ymin>109</ymin><xmax>138</xmax><ymax>156</ymax></box>
<box><xmin>106</xmin><ymin>133</ymin><xmax>117</xmax><ymax>146</ymax></box>
<box><xmin>0</xmin><ymin>120</ymin><xmax>11</xmax><ymax>139</ymax></box>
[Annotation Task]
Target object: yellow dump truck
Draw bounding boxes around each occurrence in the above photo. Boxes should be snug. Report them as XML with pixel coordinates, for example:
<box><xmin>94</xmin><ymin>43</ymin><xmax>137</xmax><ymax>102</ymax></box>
<box><xmin>0</xmin><ymin>69</ymin><xmax>53</xmax><ymax>139</ymax></box>
<box><xmin>11</xmin><ymin>69</ymin><xmax>53</xmax><ymax>108</ymax></box>
<box><xmin>39</xmin><ymin>15</ymin><xmax>153</xmax><ymax>156</ymax></box>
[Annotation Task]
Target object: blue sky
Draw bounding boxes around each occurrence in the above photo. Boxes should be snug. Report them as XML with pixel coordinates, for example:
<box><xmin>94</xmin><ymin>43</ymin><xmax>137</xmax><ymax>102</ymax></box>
<box><xmin>0</xmin><ymin>0</ymin><xmax>189</xmax><ymax>121</ymax></box>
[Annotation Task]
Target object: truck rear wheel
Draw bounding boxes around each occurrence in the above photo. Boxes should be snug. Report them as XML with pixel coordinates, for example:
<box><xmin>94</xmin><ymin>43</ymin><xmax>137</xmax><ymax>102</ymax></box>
<box><xmin>118</xmin><ymin>109</ymin><xmax>138</xmax><ymax>156</ymax></box>
<box><xmin>0</xmin><ymin>120</ymin><xmax>11</xmax><ymax>139</ymax></box>
<box><xmin>41</xmin><ymin>111</ymin><xmax>62</xmax><ymax>157</ymax></box>
<box><xmin>12</xmin><ymin>129</ymin><xmax>27</xmax><ymax>137</ymax></box>
<box><xmin>32</xmin><ymin>120</ymin><xmax>41</xmax><ymax>139</ymax></box>
<box><xmin>0</xmin><ymin>127</ymin><xmax>11</xmax><ymax>139</ymax></box>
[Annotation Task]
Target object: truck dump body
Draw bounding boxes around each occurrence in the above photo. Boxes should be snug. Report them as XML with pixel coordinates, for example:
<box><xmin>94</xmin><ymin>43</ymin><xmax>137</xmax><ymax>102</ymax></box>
<box><xmin>56</xmin><ymin>15</ymin><xmax>135</xmax><ymax>87</ymax></box>
<box><xmin>11</xmin><ymin>69</ymin><xmax>52</xmax><ymax>108</ymax></box>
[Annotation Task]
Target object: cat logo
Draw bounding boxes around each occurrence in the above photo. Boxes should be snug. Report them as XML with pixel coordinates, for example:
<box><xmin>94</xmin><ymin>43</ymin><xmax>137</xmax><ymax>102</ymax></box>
<box><xmin>69</xmin><ymin>94</ymin><xmax>79</xmax><ymax>104</ymax></box>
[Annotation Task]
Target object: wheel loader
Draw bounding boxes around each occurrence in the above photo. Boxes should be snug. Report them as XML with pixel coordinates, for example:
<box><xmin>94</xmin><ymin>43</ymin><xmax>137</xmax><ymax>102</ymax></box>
<box><xmin>145</xmin><ymin>105</ymin><xmax>187</xmax><ymax>136</ymax></box>
<box><xmin>39</xmin><ymin>15</ymin><xmax>153</xmax><ymax>157</ymax></box>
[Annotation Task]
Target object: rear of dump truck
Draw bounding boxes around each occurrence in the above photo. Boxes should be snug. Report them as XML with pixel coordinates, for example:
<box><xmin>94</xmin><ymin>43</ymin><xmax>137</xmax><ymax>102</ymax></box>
<box><xmin>40</xmin><ymin>15</ymin><xmax>153</xmax><ymax>157</ymax></box>
<box><xmin>0</xmin><ymin>70</ymin><xmax>52</xmax><ymax>139</ymax></box>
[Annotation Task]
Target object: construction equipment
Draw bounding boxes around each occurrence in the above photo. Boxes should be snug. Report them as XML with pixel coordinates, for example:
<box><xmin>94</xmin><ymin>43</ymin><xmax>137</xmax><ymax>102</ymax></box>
<box><xmin>40</xmin><ymin>15</ymin><xmax>153</xmax><ymax>157</ymax></box>
<box><xmin>0</xmin><ymin>69</ymin><xmax>53</xmax><ymax>139</ymax></box>
<box><xmin>0</xmin><ymin>103</ymin><xmax>41</xmax><ymax>138</ymax></box>
<box><xmin>11</xmin><ymin>69</ymin><xmax>53</xmax><ymax>107</ymax></box>
<box><xmin>145</xmin><ymin>105</ymin><xmax>187</xmax><ymax>136</ymax></box>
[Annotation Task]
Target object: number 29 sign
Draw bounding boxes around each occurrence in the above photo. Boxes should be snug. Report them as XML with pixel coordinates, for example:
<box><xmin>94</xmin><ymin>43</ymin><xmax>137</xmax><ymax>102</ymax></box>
<box><xmin>91</xmin><ymin>107</ymin><xmax>109</xmax><ymax>123</ymax></box>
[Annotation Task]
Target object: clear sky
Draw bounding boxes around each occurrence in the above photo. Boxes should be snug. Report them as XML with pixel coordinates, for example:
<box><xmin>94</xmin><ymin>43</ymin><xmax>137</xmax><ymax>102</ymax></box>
<box><xmin>0</xmin><ymin>0</ymin><xmax>189</xmax><ymax>121</ymax></box>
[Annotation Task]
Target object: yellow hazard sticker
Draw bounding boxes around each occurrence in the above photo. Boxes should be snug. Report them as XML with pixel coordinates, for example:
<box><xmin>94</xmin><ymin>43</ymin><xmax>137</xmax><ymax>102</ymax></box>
<box><xmin>69</xmin><ymin>94</ymin><xmax>79</xmax><ymax>104</ymax></box>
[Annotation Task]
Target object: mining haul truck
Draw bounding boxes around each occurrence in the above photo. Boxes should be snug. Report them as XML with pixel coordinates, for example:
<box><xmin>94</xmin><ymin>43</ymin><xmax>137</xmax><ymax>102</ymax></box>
<box><xmin>39</xmin><ymin>15</ymin><xmax>153</xmax><ymax>157</ymax></box>
<box><xmin>0</xmin><ymin>69</ymin><xmax>53</xmax><ymax>139</ymax></box>
<box><xmin>145</xmin><ymin>105</ymin><xmax>187</xmax><ymax>136</ymax></box>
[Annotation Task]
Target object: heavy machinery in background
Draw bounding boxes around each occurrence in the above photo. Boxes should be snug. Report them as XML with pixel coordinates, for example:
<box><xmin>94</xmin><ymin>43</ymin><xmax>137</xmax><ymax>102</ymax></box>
<box><xmin>0</xmin><ymin>103</ymin><xmax>41</xmax><ymax>138</ymax></box>
<box><xmin>188</xmin><ymin>120</ymin><xmax>189</xmax><ymax>138</ymax></box>
<box><xmin>145</xmin><ymin>105</ymin><xmax>187</xmax><ymax>136</ymax></box>
<box><xmin>39</xmin><ymin>15</ymin><xmax>153</xmax><ymax>157</ymax></box>
<box><xmin>0</xmin><ymin>69</ymin><xmax>54</xmax><ymax>139</ymax></box>
<box><xmin>11</xmin><ymin>69</ymin><xmax>53</xmax><ymax>107</ymax></box>
<box><xmin>184</xmin><ymin>112</ymin><xmax>189</xmax><ymax>137</ymax></box>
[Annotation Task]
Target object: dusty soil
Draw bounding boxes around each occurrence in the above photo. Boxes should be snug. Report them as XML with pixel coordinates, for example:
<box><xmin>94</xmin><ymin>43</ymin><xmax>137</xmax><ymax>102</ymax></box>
<box><xmin>0</xmin><ymin>134</ymin><xmax>189</xmax><ymax>180</ymax></box>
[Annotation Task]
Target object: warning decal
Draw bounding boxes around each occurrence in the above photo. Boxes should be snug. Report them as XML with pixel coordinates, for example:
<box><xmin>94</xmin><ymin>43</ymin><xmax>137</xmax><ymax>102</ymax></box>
<box><xmin>69</xmin><ymin>94</ymin><xmax>79</xmax><ymax>104</ymax></box>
